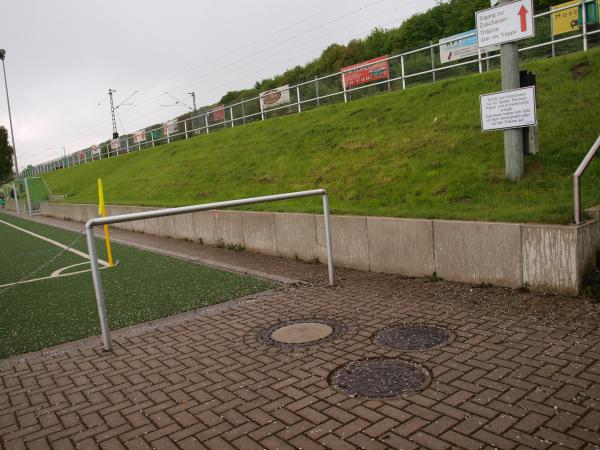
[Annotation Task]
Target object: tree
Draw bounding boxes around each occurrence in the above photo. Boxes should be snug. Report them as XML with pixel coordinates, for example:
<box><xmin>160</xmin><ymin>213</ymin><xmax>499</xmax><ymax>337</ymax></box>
<box><xmin>0</xmin><ymin>126</ymin><xmax>14</xmax><ymax>182</ymax></box>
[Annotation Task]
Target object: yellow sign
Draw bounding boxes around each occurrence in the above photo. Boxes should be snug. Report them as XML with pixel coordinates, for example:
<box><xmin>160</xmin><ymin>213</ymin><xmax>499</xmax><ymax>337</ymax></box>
<box><xmin>552</xmin><ymin>0</ymin><xmax>580</xmax><ymax>35</ymax></box>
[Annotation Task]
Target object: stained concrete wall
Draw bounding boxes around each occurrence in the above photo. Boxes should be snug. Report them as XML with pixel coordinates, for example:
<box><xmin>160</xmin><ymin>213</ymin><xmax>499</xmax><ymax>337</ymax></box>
<box><xmin>434</xmin><ymin>221</ymin><xmax>523</xmax><ymax>287</ymax></box>
<box><xmin>367</xmin><ymin>218</ymin><xmax>435</xmax><ymax>277</ymax></box>
<box><xmin>39</xmin><ymin>202</ymin><xmax>598</xmax><ymax>295</ymax></box>
<box><xmin>586</xmin><ymin>205</ymin><xmax>600</xmax><ymax>250</ymax></box>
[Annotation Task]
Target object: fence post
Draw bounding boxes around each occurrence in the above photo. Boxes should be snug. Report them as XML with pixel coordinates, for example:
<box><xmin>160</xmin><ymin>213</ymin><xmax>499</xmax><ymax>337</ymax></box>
<box><xmin>430</xmin><ymin>41</ymin><xmax>436</xmax><ymax>83</ymax></box>
<box><xmin>582</xmin><ymin>0</ymin><xmax>588</xmax><ymax>51</ymax></box>
<box><xmin>342</xmin><ymin>73</ymin><xmax>348</xmax><ymax>103</ymax></box>
<box><xmin>184</xmin><ymin>120</ymin><xmax>188</xmax><ymax>139</ymax></box>
<box><xmin>241</xmin><ymin>98</ymin><xmax>246</xmax><ymax>125</ymax></box>
<box><xmin>401</xmin><ymin>54</ymin><xmax>406</xmax><ymax>90</ymax></box>
<box><xmin>315</xmin><ymin>75</ymin><xmax>320</xmax><ymax>107</ymax></box>
<box><xmin>166</xmin><ymin>127</ymin><xmax>170</xmax><ymax>144</ymax></box>
<box><xmin>205</xmin><ymin>113</ymin><xmax>210</xmax><ymax>134</ymax></box>
<box><xmin>478</xmin><ymin>47</ymin><xmax>483</xmax><ymax>73</ymax></box>
<box><xmin>551</xmin><ymin>15</ymin><xmax>556</xmax><ymax>58</ymax></box>
<box><xmin>260</xmin><ymin>97</ymin><xmax>265</xmax><ymax>120</ymax></box>
<box><xmin>230</xmin><ymin>107</ymin><xmax>235</xmax><ymax>127</ymax></box>
<box><xmin>297</xmin><ymin>85</ymin><xmax>302</xmax><ymax>112</ymax></box>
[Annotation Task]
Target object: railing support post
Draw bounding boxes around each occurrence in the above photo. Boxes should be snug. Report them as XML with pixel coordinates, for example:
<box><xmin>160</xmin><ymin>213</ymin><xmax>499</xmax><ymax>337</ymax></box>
<box><xmin>322</xmin><ymin>192</ymin><xmax>335</xmax><ymax>286</ymax></box>
<box><xmin>85</xmin><ymin>225</ymin><xmax>112</xmax><ymax>351</ymax></box>
<box><xmin>401</xmin><ymin>55</ymin><xmax>406</xmax><ymax>90</ymax></box>
<box><xmin>315</xmin><ymin>75</ymin><xmax>320</xmax><ymax>107</ymax></box>
<box><xmin>430</xmin><ymin>41</ymin><xmax>436</xmax><ymax>83</ymax></box>
<box><xmin>574</xmin><ymin>174</ymin><xmax>581</xmax><ymax>224</ymax></box>
<box><xmin>582</xmin><ymin>0</ymin><xmax>588</xmax><ymax>51</ymax></box>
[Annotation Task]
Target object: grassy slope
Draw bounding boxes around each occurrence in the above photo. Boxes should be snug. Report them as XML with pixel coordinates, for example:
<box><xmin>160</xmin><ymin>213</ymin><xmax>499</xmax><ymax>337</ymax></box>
<box><xmin>0</xmin><ymin>212</ymin><xmax>272</xmax><ymax>358</ymax></box>
<box><xmin>46</xmin><ymin>50</ymin><xmax>600</xmax><ymax>224</ymax></box>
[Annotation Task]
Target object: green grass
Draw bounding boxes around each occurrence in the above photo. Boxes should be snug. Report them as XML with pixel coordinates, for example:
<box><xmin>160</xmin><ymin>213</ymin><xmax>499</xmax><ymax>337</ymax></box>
<box><xmin>45</xmin><ymin>50</ymin><xmax>600</xmax><ymax>224</ymax></box>
<box><xmin>0</xmin><ymin>212</ymin><xmax>273</xmax><ymax>359</ymax></box>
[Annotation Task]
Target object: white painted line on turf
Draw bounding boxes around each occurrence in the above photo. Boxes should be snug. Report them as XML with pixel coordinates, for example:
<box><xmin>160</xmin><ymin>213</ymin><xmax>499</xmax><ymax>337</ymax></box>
<box><xmin>51</xmin><ymin>262</ymin><xmax>90</xmax><ymax>277</ymax></box>
<box><xmin>0</xmin><ymin>219</ymin><xmax>109</xmax><ymax>267</ymax></box>
<box><xmin>0</xmin><ymin>265</ymin><xmax>111</xmax><ymax>289</ymax></box>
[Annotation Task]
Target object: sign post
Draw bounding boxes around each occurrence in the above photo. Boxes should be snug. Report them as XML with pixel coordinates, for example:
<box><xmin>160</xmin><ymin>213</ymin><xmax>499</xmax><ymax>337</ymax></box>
<box><xmin>477</xmin><ymin>0</ymin><xmax>534</xmax><ymax>181</ymax></box>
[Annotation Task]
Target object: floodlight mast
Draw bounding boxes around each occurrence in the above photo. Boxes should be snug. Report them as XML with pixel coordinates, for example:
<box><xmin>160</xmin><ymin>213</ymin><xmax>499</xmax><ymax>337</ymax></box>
<box><xmin>0</xmin><ymin>49</ymin><xmax>19</xmax><ymax>176</ymax></box>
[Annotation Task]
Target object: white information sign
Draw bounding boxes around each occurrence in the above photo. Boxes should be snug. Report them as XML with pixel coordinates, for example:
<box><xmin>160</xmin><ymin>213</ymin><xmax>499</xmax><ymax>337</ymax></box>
<box><xmin>476</xmin><ymin>0</ymin><xmax>535</xmax><ymax>48</ymax></box>
<box><xmin>480</xmin><ymin>86</ymin><xmax>537</xmax><ymax>131</ymax></box>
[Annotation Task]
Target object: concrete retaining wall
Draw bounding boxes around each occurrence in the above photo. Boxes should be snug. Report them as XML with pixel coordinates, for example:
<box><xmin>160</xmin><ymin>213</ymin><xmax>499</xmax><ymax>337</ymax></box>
<box><xmin>39</xmin><ymin>202</ymin><xmax>599</xmax><ymax>295</ymax></box>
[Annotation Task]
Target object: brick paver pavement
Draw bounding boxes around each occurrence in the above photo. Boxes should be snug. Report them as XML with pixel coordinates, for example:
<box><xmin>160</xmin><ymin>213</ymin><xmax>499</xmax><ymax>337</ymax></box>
<box><xmin>1</xmin><ymin>213</ymin><xmax>600</xmax><ymax>449</ymax></box>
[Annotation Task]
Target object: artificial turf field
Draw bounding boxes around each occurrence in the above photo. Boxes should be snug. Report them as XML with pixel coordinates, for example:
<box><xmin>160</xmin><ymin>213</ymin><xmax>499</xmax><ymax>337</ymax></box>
<box><xmin>0</xmin><ymin>211</ymin><xmax>273</xmax><ymax>359</ymax></box>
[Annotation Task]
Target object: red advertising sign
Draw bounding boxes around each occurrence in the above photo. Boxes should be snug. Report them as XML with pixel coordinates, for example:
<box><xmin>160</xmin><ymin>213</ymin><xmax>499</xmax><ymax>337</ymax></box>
<box><xmin>211</xmin><ymin>105</ymin><xmax>225</xmax><ymax>123</ymax></box>
<box><xmin>341</xmin><ymin>55</ymin><xmax>390</xmax><ymax>89</ymax></box>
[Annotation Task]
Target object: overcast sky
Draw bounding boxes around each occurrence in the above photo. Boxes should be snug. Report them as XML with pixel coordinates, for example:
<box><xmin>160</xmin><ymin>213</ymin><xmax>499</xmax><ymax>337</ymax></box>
<box><xmin>1</xmin><ymin>0</ymin><xmax>436</xmax><ymax>168</ymax></box>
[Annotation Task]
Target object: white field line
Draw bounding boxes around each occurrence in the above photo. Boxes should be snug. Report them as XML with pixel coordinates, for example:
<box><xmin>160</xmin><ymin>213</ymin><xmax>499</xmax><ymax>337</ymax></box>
<box><xmin>0</xmin><ymin>219</ymin><xmax>109</xmax><ymax>267</ymax></box>
<box><xmin>0</xmin><ymin>264</ymin><xmax>110</xmax><ymax>289</ymax></box>
<box><xmin>51</xmin><ymin>262</ymin><xmax>89</xmax><ymax>277</ymax></box>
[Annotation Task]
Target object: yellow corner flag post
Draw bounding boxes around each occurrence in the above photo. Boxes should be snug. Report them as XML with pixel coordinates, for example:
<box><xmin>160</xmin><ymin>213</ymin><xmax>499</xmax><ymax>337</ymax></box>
<box><xmin>98</xmin><ymin>178</ymin><xmax>114</xmax><ymax>267</ymax></box>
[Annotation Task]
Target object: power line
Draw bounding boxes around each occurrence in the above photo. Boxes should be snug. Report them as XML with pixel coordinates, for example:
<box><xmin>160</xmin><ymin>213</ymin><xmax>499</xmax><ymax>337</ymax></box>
<box><xmin>130</xmin><ymin>0</ymin><xmax>391</xmax><ymax>110</ymax></box>
<box><xmin>37</xmin><ymin>0</ymin><xmax>424</xmax><ymax>159</ymax></box>
<box><xmin>135</xmin><ymin>0</ymin><xmax>419</xmax><ymax>108</ymax></box>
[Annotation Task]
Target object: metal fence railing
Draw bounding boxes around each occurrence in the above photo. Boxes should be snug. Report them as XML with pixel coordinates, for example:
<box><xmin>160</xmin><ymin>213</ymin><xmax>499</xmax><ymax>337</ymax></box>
<box><xmin>26</xmin><ymin>1</ymin><xmax>599</xmax><ymax>177</ymax></box>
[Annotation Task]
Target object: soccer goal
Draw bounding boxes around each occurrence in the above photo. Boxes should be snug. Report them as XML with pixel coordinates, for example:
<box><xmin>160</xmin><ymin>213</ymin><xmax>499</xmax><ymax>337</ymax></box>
<box><xmin>1</xmin><ymin>177</ymin><xmax>51</xmax><ymax>215</ymax></box>
<box><xmin>84</xmin><ymin>189</ymin><xmax>336</xmax><ymax>351</ymax></box>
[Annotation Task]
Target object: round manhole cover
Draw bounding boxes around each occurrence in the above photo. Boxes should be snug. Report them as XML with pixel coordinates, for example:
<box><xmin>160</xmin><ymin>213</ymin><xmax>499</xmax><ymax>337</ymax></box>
<box><xmin>375</xmin><ymin>324</ymin><xmax>451</xmax><ymax>351</ymax></box>
<box><xmin>259</xmin><ymin>318</ymin><xmax>346</xmax><ymax>349</ymax></box>
<box><xmin>332</xmin><ymin>359</ymin><xmax>429</xmax><ymax>399</ymax></box>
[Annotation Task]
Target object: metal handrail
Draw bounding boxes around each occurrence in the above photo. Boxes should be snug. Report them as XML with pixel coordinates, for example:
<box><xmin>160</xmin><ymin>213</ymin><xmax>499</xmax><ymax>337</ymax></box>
<box><xmin>84</xmin><ymin>189</ymin><xmax>335</xmax><ymax>351</ymax></box>
<box><xmin>574</xmin><ymin>136</ymin><xmax>600</xmax><ymax>224</ymax></box>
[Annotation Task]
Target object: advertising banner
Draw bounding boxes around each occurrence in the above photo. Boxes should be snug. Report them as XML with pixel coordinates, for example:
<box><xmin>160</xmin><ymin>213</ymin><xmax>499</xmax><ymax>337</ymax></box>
<box><xmin>211</xmin><ymin>105</ymin><xmax>225</xmax><ymax>123</ymax></box>
<box><xmin>551</xmin><ymin>0</ymin><xmax>598</xmax><ymax>35</ymax></box>
<box><xmin>110</xmin><ymin>139</ymin><xmax>120</xmax><ymax>150</ymax></box>
<box><xmin>163</xmin><ymin>120</ymin><xmax>177</xmax><ymax>135</ymax></box>
<box><xmin>439</xmin><ymin>30</ymin><xmax>478</xmax><ymax>63</ymax></box>
<box><xmin>260</xmin><ymin>85</ymin><xmax>291</xmax><ymax>109</ymax></box>
<box><xmin>439</xmin><ymin>29</ymin><xmax>500</xmax><ymax>64</ymax></box>
<box><xmin>552</xmin><ymin>0</ymin><xmax>580</xmax><ymax>35</ymax></box>
<box><xmin>134</xmin><ymin>130</ymin><xmax>146</xmax><ymax>144</ymax></box>
<box><xmin>341</xmin><ymin>56</ymin><xmax>389</xmax><ymax>89</ymax></box>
